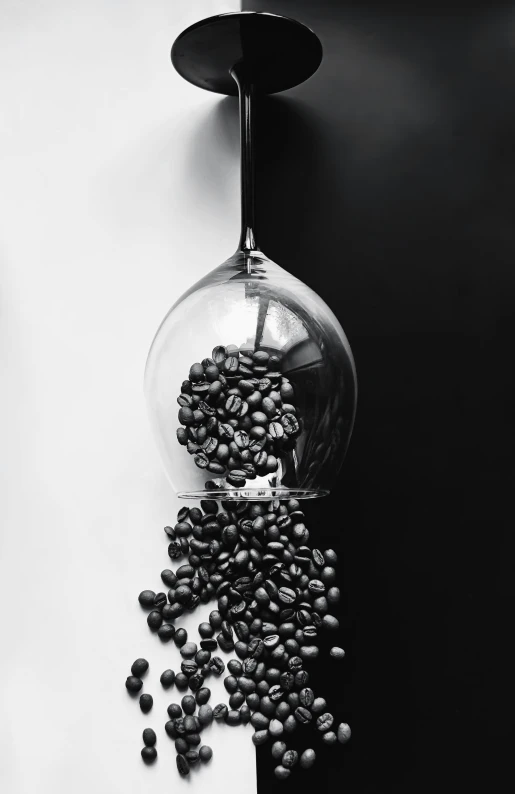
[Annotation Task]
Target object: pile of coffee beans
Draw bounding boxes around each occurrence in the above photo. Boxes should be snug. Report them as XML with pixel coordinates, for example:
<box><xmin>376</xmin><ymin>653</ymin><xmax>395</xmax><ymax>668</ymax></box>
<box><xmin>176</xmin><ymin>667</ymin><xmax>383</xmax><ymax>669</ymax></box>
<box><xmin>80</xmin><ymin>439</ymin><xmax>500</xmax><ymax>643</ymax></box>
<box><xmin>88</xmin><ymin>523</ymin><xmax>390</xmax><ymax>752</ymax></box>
<box><xmin>130</xmin><ymin>497</ymin><xmax>351</xmax><ymax>779</ymax></box>
<box><xmin>176</xmin><ymin>345</ymin><xmax>301</xmax><ymax>489</ymax></box>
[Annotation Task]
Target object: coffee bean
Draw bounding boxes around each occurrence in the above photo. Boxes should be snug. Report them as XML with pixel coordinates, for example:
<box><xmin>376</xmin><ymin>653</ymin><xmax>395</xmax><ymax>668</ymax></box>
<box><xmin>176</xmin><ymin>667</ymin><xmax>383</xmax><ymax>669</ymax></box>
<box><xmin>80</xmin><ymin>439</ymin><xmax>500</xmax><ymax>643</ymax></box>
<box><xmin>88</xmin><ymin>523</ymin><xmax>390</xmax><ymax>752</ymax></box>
<box><xmin>283</xmin><ymin>715</ymin><xmax>297</xmax><ymax>734</ymax></box>
<box><xmin>299</xmin><ymin>687</ymin><xmax>314</xmax><ymax>708</ymax></box>
<box><xmin>176</xmin><ymin>754</ymin><xmax>189</xmax><ymax>776</ymax></box>
<box><xmin>322</xmin><ymin>731</ymin><xmax>337</xmax><ymax>745</ymax></box>
<box><xmin>142</xmin><ymin>727</ymin><xmax>156</xmax><ymax>747</ymax></box>
<box><xmin>229</xmin><ymin>691</ymin><xmax>245</xmax><ymax>709</ymax></box>
<box><xmin>274</xmin><ymin>766</ymin><xmax>290</xmax><ymax>780</ymax></box>
<box><xmin>300</xmin><ymin>749</ymin><xmax>316</xmax><ymax>769</ymax></box>
<box><xmin>158</xmin><ymin>623</ymin><xmax>175</xmax><ymax>642</ymax></box>
<box><xmin>299</xmin><ymin>645</ymin><xmax>319</xmax><ymax>661</ymax></box>
<box><xmin>180</xmin><ymin>641</ymin><xmax>198</xmax><ymax>658</ymax></box>
<box><xmin>252</xmin><ymin>730</ymin><xmax>269</xmax><ymax>746</ymax></box>
<box><xmin>168</xmin><ymin>703</ymin><xmax>182</xmax><ymax>719</ymax></box>
<box><xmin>316</xmin><ymin>712</ymin><xmax>334</xmax><ymax>732</ymax></box>
<box><xmin>158</xmin><ymin>669</ymin><xmax>175</xmax><ymax>690</ymax></box>
<box><xmin>213</xmin><ymin>703</ymin><xmax>228</xmax><ymax>721</ymax></box>
<box><xmin>138</xmin><ymin>590</ymin><xmax>156</xmax><ymax>609</ymax></box>
<box><xmin>177</xmin><ymin>427</ymin><xmax>188</xmax><ymax>445</ymax></box>
<box><xmin>271</xmin><ymin>741</ymin><xmax>287</xmax><ymax>760</ymax></box>
<box><xmin>323</xmin><ymin>614</ymin><xmax>340</xmax><ymax>631</ymax></box>
<box><xmin>125</xmin><ymin>676</ymin><xmax>142</xmax><ymax>693</ymax></box>
<box><xmin>282</xmin><ymin>749</ymin><xmax>298</xmax><ymax>768</ymax></box>
<box><xmin>208</xmin><ymin>656</ymin><xmax>225</xmax><ymax>676</ymax></box>
<box><xmin>131</xmin><ymin>658</ymin><xmax>149</xmax><ymax>677</ymax></box>
<box><xmin>294</xmin><ymin>707</ymin><xmax>312</xmax><ymax>724</ymax></box>
<box><xmin>338</xmin><ymin>723</ymin><xmax>352</xmax><ymax>744</ymax></box>
<box><xmin>141</xmin><ymin>746</ymin><xmax>157</xmax><ymax>763</ymax></box>
<box><xmin>180</xmin><ymin>695</ymin><xmax>195</xmax><ymax>715</ymax></box>
<box><xmin>198</xmin><ymin>704</ymin><xmax>213</xmax><ymax>726</ymax></box>
<box><xmin>225</xmin><ymin>709</ymin><xmax>241</xmax><ymax>726</ymax></box>
<box><xmin>269</xmin><ymin>719</ymin><xmax>283</xmax><ymax>737</ymax></box>
<box><xmin>199</xmin><ymin>744</ymin><xmax>213</xmax><ymax>763</ymax></box>
<box><xmin>139</xmin><ymin>694</ymin><xmax>153</xmax><ymax>713</ymax></box>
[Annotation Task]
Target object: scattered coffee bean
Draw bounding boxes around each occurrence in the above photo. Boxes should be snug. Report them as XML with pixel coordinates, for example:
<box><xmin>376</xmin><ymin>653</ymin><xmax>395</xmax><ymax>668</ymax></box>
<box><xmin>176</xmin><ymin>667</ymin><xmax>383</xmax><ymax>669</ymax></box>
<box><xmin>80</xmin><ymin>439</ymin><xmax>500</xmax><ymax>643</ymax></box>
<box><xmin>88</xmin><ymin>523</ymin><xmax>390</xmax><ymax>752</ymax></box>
<box><xmin>160</xmin><ymin>669</ymin><xmax>175</xmax><ymax>689</ymax></box>
<box><xmin>176</xmin><ymin>754</ymin><xmax>189</xmax><ymax>776</ymax></box>
<box><xmin>125</xmin><ymin>676</ymin><xmax>142</xmax><ymax>693</ymax></box>
<box><xmin>131</xmin><ymin>658</ymin><xmax>149</xmax><ymax>677</ymax></box>
<box><xmin>139</xmin><ymin>694</ymin><xmax>153</xmax><ymax>713</ymax></box>
<box><xmin>199</xmin><ymin>745</ymin><xmax>213</xmax><ymax>763</ymax></box>
<box><xmin>138</xmin><ymin>590</ymin><xmax>156</xmax><ymax>609</ymax></box>
<box><xmin>337</xmin><ymin>723</ymin><xmax>352</xmax><ymax>744</ymax></box>
<box><xmin>141</xmin><ymin>746</ymin><xmax>157</xmax><ymax>763</ymax></box>
<box><xmin>330</xmin><ymin>646</ymin><xmax>345</xmax><ymax>660</ymax></box>
<box><xmin>300</xmin><ymin>749</ymin><xmax>316</xmax><ymax>769</ymax></box>
<box><xmin>142</xmin><ymin>728</ymin><xmax>156</xmax><ymax>747</ymax></box>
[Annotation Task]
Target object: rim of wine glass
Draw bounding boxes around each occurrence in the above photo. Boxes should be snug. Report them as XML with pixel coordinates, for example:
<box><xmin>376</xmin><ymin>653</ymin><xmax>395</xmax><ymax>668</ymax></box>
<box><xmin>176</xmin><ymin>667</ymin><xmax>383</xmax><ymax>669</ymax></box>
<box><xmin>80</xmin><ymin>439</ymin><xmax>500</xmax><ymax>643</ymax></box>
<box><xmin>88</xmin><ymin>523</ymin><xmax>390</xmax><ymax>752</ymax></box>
<box><xmin>177</xmin><ymin>488</ymin><xmax>329</xmax><ymax>501</ymax></box>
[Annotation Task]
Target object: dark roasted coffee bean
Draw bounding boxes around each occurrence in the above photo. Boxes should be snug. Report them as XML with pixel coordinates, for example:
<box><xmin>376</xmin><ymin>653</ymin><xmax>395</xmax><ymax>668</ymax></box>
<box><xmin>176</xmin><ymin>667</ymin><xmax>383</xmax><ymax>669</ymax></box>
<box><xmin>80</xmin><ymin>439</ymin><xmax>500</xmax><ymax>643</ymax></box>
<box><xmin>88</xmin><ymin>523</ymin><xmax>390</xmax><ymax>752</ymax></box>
<box><xmin>131</xmin><ymin>658</ymin><xmax>149</xmax><ymax>677</ymax></box>
<box><xmin>198</xmin><ymin>704</ymin><xmax>213</xmax><ymax>726</ymax></box>
<box><xmin>299</xmin><ymin>645</ymin><xmax>319</xmax><ymax>661</ymax></box>
<box><xmin>195</xmin><ymin>687</ymin><xmax>211</xmax><ymax>706</ymax></box>
<box><xmin>208</xmin><ymin>656</ymin><xmax>225</xmax><ymax>676</ymax></box>
<box><xmin>174</xmin><ymin>628</ymin><xmax>188</xmax><ymax>647</ymax></box>
<box><xmin>181</xmin><ymin>695</ymin><xmax>196</xmax><ymax>715</ymax></box>
<box><xmin>299</xmin><ymin>687</ymin><xmax>314</xmax><ymax>708</ymax></box>
<box><xmin>147</xmin><ymin>611</ymin><xmax>163</xmax><ymax>630</ymax></box>
<box><xmin>294</xmin><ymin>707</ymin><xmax>312</xmax><ymax>724</ymax></box>
<box><xmin>330</xmin><ymin>646</ymin><xmax>346</xmax><ymax>660</ymax></box>
<box><xmin>139</xmin><ymin>693</ymin><xmax>153</xmax><ymax>713</ymax></box>
<box><xmin>279</xmin><ymin>672</ymin><xmax>294</xmax><ymax>691</ymax></box>
<box><xmin>141</xmin><ymin>746</ymin><xmax>157</xmax><ymax>763</ymax></box>
<box><xmin>300</xmin><ymin>749</ymin><xmax>316</xmax><ymax>769</ymax></box>
<box><xmin>274</xmin><ymin>765</ymin><xmax>290</xmax><ymax>780</ymax></box>
<box><xmin>272</xmin><ymin>740</ymin><xmax>287</xmax><ymax>760</ymax></box>
<box><xmin>198</xmin><ymin>621</ymin><xmax>214</xmax><ymax>638</ymax></box>
<box><xmin>225</xmin><ymin>709</ymin><xmax>241</xmax><ymax>726</ymax></box>
<box><xmin>189</xmin><ymin>672</ymin><xmax>205</xmax><ymax>691</ymax></box>
<box><xmin>213</xmin><ymin>703</ymin><xmax>228</xmax><ymax>721</ymax></box>
<box><xmin>161</xmin><ymin>569</ymin><xmax>177</xmax><ymax>587</ymax></box>
<box><xmin>164</xmin><ymin>719</ymin><xmax>177</xmax><ymax>739</ymax></box>
<box><xmin>252</xmin><ymin>729</ymin><xmax>269</xmax><ymax>746</ymax></box>
<box><xmin>160</xmin><ymin>669</ymin><xmax>175</xmax><ymax>689</ymax></box>
<box><xmin>275</xmin><ymin>701</ymin><xmax>291</xmax><ymax>721</ymax></box>
<box><xmin>199</xmin><ymin>745</ymin><xmax>213</xmax><ymax>762</ymax></box>
<box><xmin>138</xmin><ymin>590</ymin><xmax>156</xmax><ymax>609</ymax></box>
<box><xmin>282</xmin><ymin>749</ymin><xmax>298</xmax><ymax>768</ymax></box>
<box><xmin>181</xmin><ymin>660</ymin><xmax>198</xmax><ymax>677</ymax></box>
<box><xmin>125</xmin><ymin>675</ymin><xmax>142</xmax><ymax>693</ymax></box>
<box><xmin>316</xmin><ymin>712</ymin><xmax>334</xmax><ymax>732</ymax></box>
<box><xmin>337</xmin><ymin>722</ymin><xmax>352</xmax><ymax>743</ymax></box>
<box><xmin>268</xmin><ymin>685</ymin><xmax>284</xmax><ymax>702</ymax></box>
<box><xmin>142</xmin><ymin>727</ymin><xmax>156</xmax><ymax>747</ymax></box>
<box><xmin>229</xmin><ymin>691</ymin><xmax>245</xmax><ymax>709</ymax></box>
<box><xmin>180</xmin><ymin>641</ymin><xmax>198</xmax><ymax>658</ymax></box>
<box><xmin>278</xmin><ymin>587</ymin><xmax>296</xmax><ymax>604</ymax></box>
<box><xmin>177</xmin><ymin>427</ymin><xmax>188</xmax><ymax>445</ymax></box>
<box><xmin>176</xmin><ymin>754</ymin><xmax>190</xmax><ymax>776</ymax></box>
<box><xmin>168</xmin><ymin>703</ymin><xmax>182</xmax><ymax>719</ymax></box>
<box><xmin>196</xmin><ymin>649</ymin><xmax>211</xmax><ymax>666</ymax></box>
<box><xmin>283</xmin><ymin>715</ymin><xmax>297</xmax><ymax>734</ymax></box>
<box><xmin>158</xmin><ymin>623</ymin><xmax>175</xmax><ymax>642</ymax></box>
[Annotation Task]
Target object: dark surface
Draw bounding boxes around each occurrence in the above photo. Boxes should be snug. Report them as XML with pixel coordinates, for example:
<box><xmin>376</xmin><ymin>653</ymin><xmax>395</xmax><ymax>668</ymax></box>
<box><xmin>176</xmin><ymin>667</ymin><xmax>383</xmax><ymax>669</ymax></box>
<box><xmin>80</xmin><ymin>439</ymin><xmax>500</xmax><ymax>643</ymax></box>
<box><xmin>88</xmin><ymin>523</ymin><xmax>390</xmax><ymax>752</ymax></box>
<box><xmin>171</xmin><ymin>12</ymin><xmax>322</xmax><ymax>96</ymax></box>
<box><xmin>237</xmin><ymin>0</ymin><xmax>515</xmax><ymax>791</ymax></box>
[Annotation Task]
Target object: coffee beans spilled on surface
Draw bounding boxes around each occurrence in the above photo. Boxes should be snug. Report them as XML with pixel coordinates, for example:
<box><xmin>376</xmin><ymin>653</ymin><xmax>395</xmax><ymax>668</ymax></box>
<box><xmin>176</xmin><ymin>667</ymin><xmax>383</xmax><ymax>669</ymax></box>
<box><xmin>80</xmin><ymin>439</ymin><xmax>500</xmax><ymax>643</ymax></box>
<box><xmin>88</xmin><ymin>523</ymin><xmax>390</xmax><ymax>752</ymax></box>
<box><xmin>129</xmin><ymin>498</ymin><xmax>351</xmax><ymax>779</ymax></box>
<box><xmin>176</xmin><ymin>345</ymin><xmax>302</xmax><ymax>489</ymax></box>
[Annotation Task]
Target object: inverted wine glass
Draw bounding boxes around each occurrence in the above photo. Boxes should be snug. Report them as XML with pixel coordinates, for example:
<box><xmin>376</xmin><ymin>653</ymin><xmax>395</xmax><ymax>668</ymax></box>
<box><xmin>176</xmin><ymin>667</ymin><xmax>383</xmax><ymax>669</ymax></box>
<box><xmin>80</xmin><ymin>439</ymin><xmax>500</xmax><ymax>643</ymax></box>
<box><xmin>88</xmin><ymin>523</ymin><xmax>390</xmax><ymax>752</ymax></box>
<box><xmin>144</xmin><ymin>11</ymin><xmax>357</xmax><ymax>500</ymax></box>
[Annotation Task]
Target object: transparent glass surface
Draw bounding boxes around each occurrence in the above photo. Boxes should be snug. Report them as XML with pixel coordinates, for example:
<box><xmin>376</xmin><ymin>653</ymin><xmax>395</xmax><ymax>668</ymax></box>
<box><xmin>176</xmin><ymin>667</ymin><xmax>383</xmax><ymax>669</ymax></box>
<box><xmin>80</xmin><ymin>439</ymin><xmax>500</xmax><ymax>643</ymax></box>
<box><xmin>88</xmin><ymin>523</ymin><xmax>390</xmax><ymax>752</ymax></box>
<box><xmin>144</xmin><ymin>249</ymin><xmax>357</xmax><ymax>499</ymax></box>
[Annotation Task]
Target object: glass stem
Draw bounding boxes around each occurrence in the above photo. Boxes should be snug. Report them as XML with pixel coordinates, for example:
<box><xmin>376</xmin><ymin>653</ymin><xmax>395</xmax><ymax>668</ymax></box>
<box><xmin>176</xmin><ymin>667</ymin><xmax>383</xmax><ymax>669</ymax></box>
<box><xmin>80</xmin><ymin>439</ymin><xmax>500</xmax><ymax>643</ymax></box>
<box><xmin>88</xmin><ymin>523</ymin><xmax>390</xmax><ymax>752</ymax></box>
<box><xmin>231</xmin><ymin>65</ymin><xmax>259</xmax><ymax>255</ymax></box>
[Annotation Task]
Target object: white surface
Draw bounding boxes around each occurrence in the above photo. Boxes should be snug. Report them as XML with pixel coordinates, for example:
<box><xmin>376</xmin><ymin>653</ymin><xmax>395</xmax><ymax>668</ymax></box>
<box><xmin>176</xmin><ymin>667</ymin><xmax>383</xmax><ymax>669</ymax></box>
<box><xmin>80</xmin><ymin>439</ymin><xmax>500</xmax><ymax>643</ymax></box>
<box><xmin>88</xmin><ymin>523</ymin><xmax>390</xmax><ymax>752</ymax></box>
<box><xmin>0</xmin><ymin>2</ymin><xmax>256</xmax><ymax>793</ymax></box>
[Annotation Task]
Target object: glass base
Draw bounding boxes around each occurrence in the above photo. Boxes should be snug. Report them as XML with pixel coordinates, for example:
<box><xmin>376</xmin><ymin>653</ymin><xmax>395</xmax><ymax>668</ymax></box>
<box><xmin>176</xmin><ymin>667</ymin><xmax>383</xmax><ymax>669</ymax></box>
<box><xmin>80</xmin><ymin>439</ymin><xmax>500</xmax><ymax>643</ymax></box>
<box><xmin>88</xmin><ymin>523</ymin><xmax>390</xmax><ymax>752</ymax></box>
<box><xmin>177</xmin><ymin>487</ymin><xmax>328</xmax><ymax>501</ymax></box>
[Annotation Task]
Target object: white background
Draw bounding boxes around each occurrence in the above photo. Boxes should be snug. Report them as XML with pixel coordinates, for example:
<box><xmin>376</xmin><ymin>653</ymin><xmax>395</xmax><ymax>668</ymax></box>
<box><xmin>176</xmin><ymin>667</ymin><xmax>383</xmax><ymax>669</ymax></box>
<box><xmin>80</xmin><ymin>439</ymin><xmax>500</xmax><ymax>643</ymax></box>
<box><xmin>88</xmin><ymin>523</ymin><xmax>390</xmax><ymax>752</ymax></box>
<box><xmin>0</xmin><ymin>2</ymin><xmax>258</xmax><ymax>792</ymax></box>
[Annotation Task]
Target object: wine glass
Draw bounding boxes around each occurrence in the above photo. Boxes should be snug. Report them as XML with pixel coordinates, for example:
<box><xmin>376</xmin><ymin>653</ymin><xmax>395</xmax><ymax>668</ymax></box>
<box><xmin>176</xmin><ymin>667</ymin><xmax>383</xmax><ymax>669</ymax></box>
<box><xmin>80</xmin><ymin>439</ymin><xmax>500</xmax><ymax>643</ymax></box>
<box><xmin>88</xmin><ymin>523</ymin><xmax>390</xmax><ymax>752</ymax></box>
<box><xmin>144</xmin><ymin>11</ymin><xmax>357</xmax><ymax>500</ymax></box>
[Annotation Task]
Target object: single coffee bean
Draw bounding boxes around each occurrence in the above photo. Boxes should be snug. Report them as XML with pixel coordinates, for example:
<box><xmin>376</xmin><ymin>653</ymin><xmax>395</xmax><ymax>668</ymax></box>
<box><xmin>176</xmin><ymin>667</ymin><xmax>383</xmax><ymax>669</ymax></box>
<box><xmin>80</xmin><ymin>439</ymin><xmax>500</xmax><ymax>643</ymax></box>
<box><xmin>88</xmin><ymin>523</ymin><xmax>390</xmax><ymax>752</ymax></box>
<box><xmin>199</xmin><ymin>744</ymin><xmax>213</xmax><ymax>763</ymax></box>
<box><xmin>181</xmin><ymin>695</ymin><xmax>196</xmax><ymax>715</ymax></box>
<box><xmin>138</xmin><ymin>590</ymin><xmax>156</xmax><ymax>609</ymax></box>
<box><xmin>300</xmin><ymin>748</ymin><xmax>316</xmax><ymax>769</ymax></box>
<box><xmin>180</xmin><ymin>641</ymin><xmax>198</xmax><ymax>658</ymax></box>
<box><xmin>322</xmin><ymin>731</ymin><xmax>337</xmax><ymax>745</ymax></box>
<box><xmin>282</xmin><ymin>749</ymin><xmax>298</xmax><ymax>768</ymax></box>
<box><xmin>269</xmin><ymin>719</ymin><xmax>284</xmax><ymax>737</ymax></box>
<box><xmin>198</xmin><ymin>704</ymin><xmax>213</xmax><ymax>726</ymax></box>
<box><xmin>252</xmin><ymin>729</ymin><xmax>269</xmax><ymax>746</ymax></box>
<box><xmin>174</xmin><ymin>628</ymin><xmax>188</xmax><ymax>648</ymax></box>
<box><xmin>142</xmin><ymin>727</ymin><xmax>156</xmax><ymax>746</ymax></box>
<box><xmin>160</xmin><ymin>669</ymin><xmax>175</xmax><ymax>689</ymax></box>
<box><xmin>330</xmin><ymin>646</ymin><xmax>346</xmax><ymax>660</ymax></box>
<box><xmin>176</xmin><ymin>754</ymin><xmax>190</xmax><ymax>776</ymax></box>
<box><xmin>274</xmin><ymin>766</ymin><xmax>290</xmax><ymax>780</ymax></box>
<box><xmin>125</xmin><ymin>676</ymin><xmax>142</xmax><ymax>693</ymax></box>
<box><xmin>158</xmin><ymin>623</ymin><xmax>175</xmax><ymax>642</ymax></box>
<box><xmin>225</xmin><ymin>709</ymin><xmax>241</xmax><ymax>726</ymax></box>
<box><xmin>213</xmin><ymin>703</ymin><xmax>228</xmax><ymax>721</ymax></box>
<box><xmin>250</xmin><ymin>712</ymin><xmax>269</xmax><ymax>730</ymax></box>
<box><xmin>283</xmin><ymin>715</ymin><xmax>297</xmax><ymax>734</ymax></box>
<box><xmin>271</xmin><ymin>741</ymin><xmax>287</xmax><ymax>760</ymax></box>
<box><xmin>185</xmin><ymin>749</ymin><xmax>200</xmax><ymax>766</ymax></box>
<box><xmin>299</xmin><ymin>645</ymin><xmax>319</xmax><ymax>661</ymax></box>
<box><xmin>195</xmin><ymin>687</ymin><xmax>211</xmax><ymax>705</ymax></box>
<box><xmin>299</xmin><ymin>687</ymin><xmax>314</xmax><ymax>708</ymax></box>
<box><xmin>338</xmin><ymin>723</ymin><xmax>352</xmax><ymax>744</ymax></box>
<box><xmin>153</xmin><ymin>592</ymin><xmax>167</xmax><ymax>610</ymax></box>
<box><xmin>181</xmin><ymin>660</ymin><xmax>198</xmax><ymax>677</ymax></box>
<box><xmin>208</xmin><ymin>656</ymin><xmax>225</xmax><ymax>676</ymax></box>
<box><xmin>294</xmin><ymin>707</ymin><xmax>312</xmax><ymax>724</ymax></box>
<box><xmin>141</xmin><ymin>746</ymin><xmax>157</xmax><ymax>763</ymax></box>
<box><xmin>316</xmin><ymin>712</ymin><xmax>334</xmax><ymax>732</ymax></box>
<box><xmin>131</xmin><ymin>658</ymin><xmax>149</xmax><ymax>677</ymax></box>
<box><xmin>168</xmin><ymin>703</ymin><xmax>182</xmax><ymax>719</ymax></box>
<box><xmin>139</xmin><ymin>693</ymin><xmax>153</xmax><ymax>713</ymax></box>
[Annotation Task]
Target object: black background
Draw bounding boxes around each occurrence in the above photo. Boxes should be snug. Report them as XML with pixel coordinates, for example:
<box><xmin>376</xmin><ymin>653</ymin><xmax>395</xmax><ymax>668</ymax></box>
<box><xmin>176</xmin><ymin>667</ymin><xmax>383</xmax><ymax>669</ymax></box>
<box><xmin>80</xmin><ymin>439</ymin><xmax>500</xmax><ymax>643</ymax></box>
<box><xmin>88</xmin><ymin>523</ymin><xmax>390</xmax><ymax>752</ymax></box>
<box><xmin>236</xmin><ymin>1</ymin><xmax>515</xmax><ymax>792</ymax></box>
